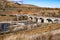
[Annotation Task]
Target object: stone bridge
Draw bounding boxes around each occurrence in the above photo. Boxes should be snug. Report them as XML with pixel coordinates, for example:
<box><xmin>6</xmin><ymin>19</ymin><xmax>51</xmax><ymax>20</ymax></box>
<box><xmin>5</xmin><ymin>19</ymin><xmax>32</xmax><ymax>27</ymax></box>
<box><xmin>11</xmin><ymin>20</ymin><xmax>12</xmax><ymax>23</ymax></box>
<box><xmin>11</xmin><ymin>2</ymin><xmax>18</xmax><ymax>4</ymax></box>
<box><xmin>0</xmin><ymin>14</ymin><xmax>60</xmax><ymax>33</ymax></box>
<box><xmin>18</xmin><ymin>14</ymin><xmax>60</xmax><ymax>23</ymax></box>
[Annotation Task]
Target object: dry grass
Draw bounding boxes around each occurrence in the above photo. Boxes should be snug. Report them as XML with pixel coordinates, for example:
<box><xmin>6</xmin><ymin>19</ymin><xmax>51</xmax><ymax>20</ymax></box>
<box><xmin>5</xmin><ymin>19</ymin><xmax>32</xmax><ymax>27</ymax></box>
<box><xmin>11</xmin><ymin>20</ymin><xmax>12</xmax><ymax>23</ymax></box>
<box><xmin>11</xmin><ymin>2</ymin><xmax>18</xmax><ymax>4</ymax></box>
<box><xmin>0</xmin><ymin>1</ymin><xmax>60</xmax><ymax>17</ymax></box>
<box><xmin>0</xmin><ymin>23</ymin><xmax>60</xmax><ymax>40</ymax></box>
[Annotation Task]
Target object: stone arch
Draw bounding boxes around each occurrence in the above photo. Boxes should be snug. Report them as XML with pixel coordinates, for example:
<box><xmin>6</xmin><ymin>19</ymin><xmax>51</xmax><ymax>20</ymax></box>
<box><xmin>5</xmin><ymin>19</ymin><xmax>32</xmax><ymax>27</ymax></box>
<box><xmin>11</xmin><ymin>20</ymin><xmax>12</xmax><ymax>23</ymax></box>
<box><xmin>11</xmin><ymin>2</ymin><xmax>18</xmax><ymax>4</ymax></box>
<box><xmin>18</xmin><ymin>15</ymin><xmax>28</xmax><ymax>21</ymax></box>
<box><xmin>54</xmin><ymin>19</ymin><xmax>59</xmax><ymax>23</ymax></box>
<box><xmin>34</xmin><ymin>17</ymin><xmax>38</xmax><ymax>22</ymax></box>
<box><xmin>40</xmin><ymin>18</ymin><xmax>44</xmax><ymax>23</ymax></box>
<box><xmin>29</xmin><ymin>16</ymin><xmax>33</xmax><ymax>20</ymax></box>
<box><xmin>47</xmin><ymin>19</ymin><xmax>53</xmax><ymax>23</ymax></box>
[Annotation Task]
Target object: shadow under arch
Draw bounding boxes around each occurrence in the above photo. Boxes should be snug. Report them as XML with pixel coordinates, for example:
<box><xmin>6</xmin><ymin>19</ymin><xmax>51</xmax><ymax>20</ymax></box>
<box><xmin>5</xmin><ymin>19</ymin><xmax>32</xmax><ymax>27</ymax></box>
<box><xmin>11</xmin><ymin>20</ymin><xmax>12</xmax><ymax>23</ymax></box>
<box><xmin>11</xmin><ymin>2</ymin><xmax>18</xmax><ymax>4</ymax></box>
<box><xmin>47</xmin><ymin>19</ymin><xmax>53</xmax><ymax>23</ymax></box>
<box><xmin>40</xmin><ymin>18</ymin><xmax>44</xmax><ymax>23</ymax></box>
<box><xmin>54</xmin><ymin>19</ymin><xmax>59</xmax><ymax>23</ymax></box>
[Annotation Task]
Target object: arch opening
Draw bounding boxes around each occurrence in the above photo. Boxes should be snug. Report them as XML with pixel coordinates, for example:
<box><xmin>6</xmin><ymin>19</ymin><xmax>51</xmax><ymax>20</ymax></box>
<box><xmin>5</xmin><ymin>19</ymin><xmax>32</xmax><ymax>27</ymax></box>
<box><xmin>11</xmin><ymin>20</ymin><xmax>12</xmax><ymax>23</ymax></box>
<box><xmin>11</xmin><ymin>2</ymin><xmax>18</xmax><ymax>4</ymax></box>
<box><xmin>29</xmin><ymin>17</ymin><xmax>33</xmax><ymax>20</ymax></box>
<box><xmin>47</xmin><ymin>19</ymin><xmax>53</xmax><ymax>23</ymax></box>
<box><xmin>54</xmin><ymin>19</ymin><xmax>59</xmax><ymax>23</ymax></box>
<box><xmin>34</xmin><ymin>17</ymin><xmax>38</xmax><ymax>23</ymax></box>
<box><xmin>40</xmin><ymin>18</ymin><xmax>44</xmax><ymax>23</ymax></box>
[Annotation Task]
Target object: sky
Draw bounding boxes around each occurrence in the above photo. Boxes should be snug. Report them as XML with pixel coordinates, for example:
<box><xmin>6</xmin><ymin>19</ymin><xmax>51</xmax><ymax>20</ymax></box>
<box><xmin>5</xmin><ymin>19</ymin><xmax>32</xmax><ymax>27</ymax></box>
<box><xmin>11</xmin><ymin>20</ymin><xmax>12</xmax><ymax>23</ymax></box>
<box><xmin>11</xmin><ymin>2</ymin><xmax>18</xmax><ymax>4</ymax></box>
<box><xmin>9</xmin><ymin>0</ymin><xmax>60</xmax><ymax>8</ymax></box>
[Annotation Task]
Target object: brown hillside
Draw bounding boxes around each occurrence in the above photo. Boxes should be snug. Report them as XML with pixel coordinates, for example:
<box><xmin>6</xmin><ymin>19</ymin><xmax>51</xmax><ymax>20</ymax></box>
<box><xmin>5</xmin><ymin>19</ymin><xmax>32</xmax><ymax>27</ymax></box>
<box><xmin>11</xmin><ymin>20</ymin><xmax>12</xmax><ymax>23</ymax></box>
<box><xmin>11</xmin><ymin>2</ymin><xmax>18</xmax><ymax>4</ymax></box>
<box><xmin>0</xmin><ymin>0</ymin><xmax>60</xmax><ymax>17</ymax></box>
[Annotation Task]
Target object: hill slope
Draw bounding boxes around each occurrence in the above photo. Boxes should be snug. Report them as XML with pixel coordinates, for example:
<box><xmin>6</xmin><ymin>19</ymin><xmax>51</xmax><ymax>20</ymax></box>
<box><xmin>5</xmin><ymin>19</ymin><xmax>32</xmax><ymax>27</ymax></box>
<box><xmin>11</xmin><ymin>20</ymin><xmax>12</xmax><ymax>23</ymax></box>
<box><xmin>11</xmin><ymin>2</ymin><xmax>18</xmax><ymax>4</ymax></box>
<box><xmin>0</xmin><ymin>1</ymin><xmax>60</xmax><ymax>17</ymax></box>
